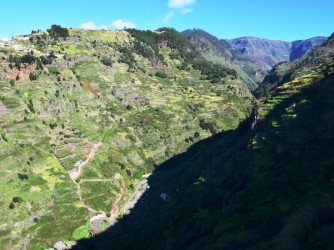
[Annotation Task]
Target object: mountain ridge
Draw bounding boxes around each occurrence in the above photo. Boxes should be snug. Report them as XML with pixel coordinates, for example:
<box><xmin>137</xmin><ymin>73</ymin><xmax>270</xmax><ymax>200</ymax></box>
<box><xmin>257</xmin><ymin>32</ymin><xmax>334</xmax><ymax>97</ymax></box>
<box><xmin>183</xmin><ymin>28</ymin><xmax>327</xmax><ymax>87</ymax></box>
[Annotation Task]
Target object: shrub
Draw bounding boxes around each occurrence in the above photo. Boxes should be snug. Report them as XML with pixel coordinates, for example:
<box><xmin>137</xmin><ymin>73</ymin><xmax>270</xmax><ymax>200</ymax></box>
<box><xmin>100</xmin><ymin>57</ymin><xmax>114</xmax><ymax>66</ymax></box>
<box><xmin>29</xmin><ymin>73</ymin><xmax>37</xmax><ymax>81</ymax></box>
<box><xmin>12</xmin><ymin>197</ymin><xmax>23</xmax><ymax>203</ymax></box>
<box><xmin>27</xmin><ymin>99</ymin><xmax>35</xmax><ymax>113</ymax></box>
<box><xmin>9</xmin><ymin>202</ymin><xmax>14</xmax><ymax>209</ymax></box>
<box><xmin>18</xmin><ymin>173</ymin><xmax>29</xmax><ymax>180</ymax></box>
<box><xmin>155</xmin><ymin>71</ymin><xmax>168</xmax><ymax>78</ymax></box>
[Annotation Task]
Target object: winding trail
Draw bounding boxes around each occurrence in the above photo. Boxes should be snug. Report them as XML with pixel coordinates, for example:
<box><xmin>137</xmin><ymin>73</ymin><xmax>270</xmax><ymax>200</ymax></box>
<box><xmin>69</xmin><ymin>143</ymin><xmax>102</xmax><ymax>180</ymax></box>
<box><xmin>79</xmin><ymin>178</ymin><xmax>114</xmax><ymax>183</ymax></box>
<box><xmin>66</xmin><ymin>142</ymin><xmax>105</xmax><ymax>214</ymax></box>
<box><xmin>66</xmin><ymin>142</ymin><xmax>106</xmax><ymax>215</ymax></box>
<box><xmin>111</xmin><ymin>176</ymin><xmax>127</xmax><ymax>214</ymax></box>
<box><xmin>89</xmin><ymin>177</ymin><xmax>149</xmax><ymax>231</ymax></box>
<box><xmin>119</xmin><ymin>179</ymin><xmax>148</xmax><ymax>214</ymax></box>
<box><xmin>65</xmin><ymin>140</ymin><xmax>150</xmax><ymax>233</ymax></box>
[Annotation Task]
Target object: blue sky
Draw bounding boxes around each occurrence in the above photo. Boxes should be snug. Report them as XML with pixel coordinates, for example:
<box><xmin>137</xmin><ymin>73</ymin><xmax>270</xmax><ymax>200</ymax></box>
<box><xmin>0</xmin><ymin>0</ymin><xmax>333</xmax><ymax>41</ymax></box>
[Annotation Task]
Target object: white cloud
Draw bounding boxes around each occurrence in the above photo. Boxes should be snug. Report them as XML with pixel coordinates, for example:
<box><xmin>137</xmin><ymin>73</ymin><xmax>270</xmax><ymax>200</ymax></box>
<box><xmin>161</xmin><ymin>0</ymin><xmax>195</xmax><ymax>24</ymax></box>
<box><xmin>80</xmin><ymin>21</ymin><xmax>108</xmax><ymax>30</ymax></box>
<box><xmin>161</xmin><ymin>11</ymin><xmax>174</xmax><ymax>23</ymax></box>
<box><xmin>112</xmin><ymin>19</ymin><xmax>136</xmax><ymax>29</ymax></box>
<box><xmin>180</xmin><ymin>8</ymin><xmax>193</xmax><ymax>14</ymax></box>
<box><xmin>168</xmin><ymin>0</ymin><xmax>196</xmax><ymax>8</ymax></box>
<box><xmin>0</xmin><ymin>38</ymin><xmax>10</xmax><ymax>41</ymax></box>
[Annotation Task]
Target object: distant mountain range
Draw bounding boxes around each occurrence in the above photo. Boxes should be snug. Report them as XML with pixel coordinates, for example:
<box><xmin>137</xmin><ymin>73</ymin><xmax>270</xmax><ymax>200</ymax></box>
<box><xmin>183</xmin><ymin>29</ymin><xmax>327</xmax><ymax>88</ymax></box>
<box><xmin>228</xmin><ymin>35</ymin><xmax>327</xmax><ymax>72</ymax></box>
<box><xmin>257</xmin><ymin>32</ymin><xmax>334</xmax><ymax>96</ymax></box>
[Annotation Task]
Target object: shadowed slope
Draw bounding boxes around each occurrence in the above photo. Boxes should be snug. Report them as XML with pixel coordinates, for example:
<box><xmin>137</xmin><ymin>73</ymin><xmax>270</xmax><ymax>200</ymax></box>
<box><xmin>74</xmin><ymin>61</ymin><xmax>334</xmax><ymax>249</ymax></box>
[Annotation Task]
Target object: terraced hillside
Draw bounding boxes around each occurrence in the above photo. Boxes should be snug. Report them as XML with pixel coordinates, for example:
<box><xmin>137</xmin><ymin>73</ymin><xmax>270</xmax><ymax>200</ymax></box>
<box><xmin>74</xmin><ymin>36</ymin><xmax>334</xmax><ymax>249</ymax></box>
<box><xmin>0</xmin><ymin>26</ymin><xmax>252</xmax><ymax>249</ymax></box>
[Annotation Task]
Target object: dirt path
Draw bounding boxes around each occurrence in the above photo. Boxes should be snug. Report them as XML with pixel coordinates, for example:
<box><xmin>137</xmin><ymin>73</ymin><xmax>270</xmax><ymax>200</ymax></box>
<box><xmin>89</xmin><ymin>177</ymin><xmax>149</xmax><ymax>231</ymax></box>
<box><xmin>79</xmin><ymin>178</ymin><xmax>114</xmax><ymax>183</ymax></box>
<box><xmin>89</xmin><ymin>174</ymin><xmax>127</xmax><ymax>230</ymax></box>
<box><xmin>66</xmin><ymin>141</ymin><xmax>149</xmax><ymax>233</ymax></box>
<box><xmin>58</xmin><ymin>154</ymin><xmax>76</xmax><ymax>161</ymax></box>
<box><xmin>119</xmin><ymin>179</ymin><xmax>148</xmax><ymax>214</ymax></box>
<box><xmin>69</xmin><ymin>143</ymin><xmax>102</xmax><ymax>180</ymax></box>
<box><xmin>110</xmin><ymin>176</ymin><xmax>127</xmax><ymax>214</ymax></box>
<box><xmin>66</xmin><ymin>142</ymin><xmax>105</xmax><ymax>215</ymax></box>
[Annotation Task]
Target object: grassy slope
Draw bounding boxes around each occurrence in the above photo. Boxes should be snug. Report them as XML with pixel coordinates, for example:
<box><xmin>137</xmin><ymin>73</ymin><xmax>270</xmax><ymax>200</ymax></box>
<box><xmin>74</xmin><ymin>52</ymin><xmax>334</xmax><ymax>249</ymax></box>
<box><xmin>0</xmin><ymin>28</ymin><xmax>252</xmax><ymax>249</ymax></box>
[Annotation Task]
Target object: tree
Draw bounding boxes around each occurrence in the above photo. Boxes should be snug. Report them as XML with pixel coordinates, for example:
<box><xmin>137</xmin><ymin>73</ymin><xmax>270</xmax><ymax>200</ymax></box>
<box><xmin>9</xmin><ymin>202</ymin><xmax>14</xmax><ymax>209</ymax></box>
<box><xmin>21</xmin><ymin>54</ymin><xmax>36</xmax><ymax>64</ymax></box>
<box><xmin>29</xmin><ymin>73</ymin><xmax>37</xmax><ymax>81</ymax></box>
<box><xmin>47</xmin><ymin>25</ymin><xmax>69</xmax><ymax>39</ymax></box>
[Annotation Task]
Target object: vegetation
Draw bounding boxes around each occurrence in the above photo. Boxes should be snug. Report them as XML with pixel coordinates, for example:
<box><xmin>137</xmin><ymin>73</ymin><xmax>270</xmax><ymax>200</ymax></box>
<box><xmin>3</xmin><ymin>25</ymin><xmax>330</xmax><ymax>250</ymax></box>
<box><xmin>74</xmin><ymin>40</ymin><xmax>334</xmax><ymax>250</ymax></box>
<box><xmin>256</xmin><ymin>32</ymin><xmax>334</xmax><ymax>98</ymax></box>
<box><xmin>47</xmin><ymin>24</ymin><xmax>69</xmax><ymax>39</ymax></box>
<box><xmin>100</xmin><ymin>57</ymin><xmax>114</xmax><ymax>67</ymax></box>
<box><xmin>0</xmin><ymin>27</ymin><xmax>252</xmax><ymax>249</ymax></box>
<box><xmin>73</xmin><ymin>225</ymin><xmax>92</xmax><ymax>240</ymax></box>
<box><xmin>7</xmin><ymin>52</ymin><xmax>54</xmax><ymax>70</ymax></box>
<box><xmin>126</xmin><ymin>28</ymin><xmax>237</xmax><ymax>82</ymax></box>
